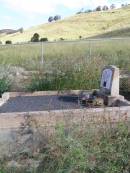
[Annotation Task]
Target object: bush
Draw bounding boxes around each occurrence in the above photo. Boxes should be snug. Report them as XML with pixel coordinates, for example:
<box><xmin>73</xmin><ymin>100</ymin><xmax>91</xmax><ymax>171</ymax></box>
<box><xmin>5</xmin><ymin>40</ymin><xmax>12</xmax><ymax>44</ymax></box>
<box><xmin>96</xmin><ymin>6</ymin><xmax>102</xmax><ymax>11</ymax></box>
<box><xmin>54</xmin><ymin>15</ymin><xmax>61</xmax><ymax>21</ymax></box>
<box><xmin>40</xmin><ymin>37</ymin><xmax>48</xmax><ymax>42</ymax></box>
<box><xmin>60</xmin><ymin>37</ymin><xmax>64</xmax><ymax>41</ymax></box>
<box><xmin>110</xmin><ymin>4</ymin><xmax>116</xmax><ymax>9</ymax></box>
<box><xmin>79</xmin><ymin>35</ymin><xmax>82</xmax><ymax>39</ymax></box>
<box><xmin>27</xmin><ymin>57</ymin><xmax>102</xmax><ymax>92</ymax></box>
<box><xmin>102</xmin><ymin>5</ymin><xmax>109</xmax><ymax>11</ymax></box>
<box><xmin>48</xmin><ymin>16</ymin><xmax>54</xmax><ymax>22</ymax></box>
<box><xmin>31</xmin><ymin>33</ymin><xmax>40</xmax><ymax>42</ymax></box>
<box><xmin>85</xmin><ymin>9</ymin><xmax>92</xmax><ymax>13</ymax></box>
<box><xmin>0</xmin><ymin>77</ymin><xmax>10</xmax><ymax>96</ymax></box>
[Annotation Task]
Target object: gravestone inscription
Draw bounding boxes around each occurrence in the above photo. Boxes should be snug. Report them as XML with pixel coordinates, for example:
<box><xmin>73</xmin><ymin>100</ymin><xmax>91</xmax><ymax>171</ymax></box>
<box><xmin>100</xmin><ymin>65</ymin><xmax>119</xmax><ymax>96</ymax></box>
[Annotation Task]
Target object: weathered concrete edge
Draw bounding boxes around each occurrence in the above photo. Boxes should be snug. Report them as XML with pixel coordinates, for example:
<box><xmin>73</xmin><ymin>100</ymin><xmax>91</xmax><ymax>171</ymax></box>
<box><xmin>0</xmin><ymin>93</ymin><xmax>10</xmax><ymax>107</ymax></box>
<box><xmin>1</xmin><ymin>90</ymin><xmax>93</xmax><ymax>98</ymax></box>
<box><xmin>0</xmin><ymin>106</ymin><xmax>130</xmax><ymax>129</ymax></box>
<box><xmin>0</xmin><ymin>90</ymin><xmax>85</xmax><ymax>107</ymax></box>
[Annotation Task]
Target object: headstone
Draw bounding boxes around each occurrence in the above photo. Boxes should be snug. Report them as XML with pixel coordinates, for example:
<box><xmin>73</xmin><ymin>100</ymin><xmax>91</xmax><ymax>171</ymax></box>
<box><xmin>79</xmin><ymin>65</ymin><xmax>125</xmax><ymax>107</ymax></box>
<box><xmin>100</xmin><ymin>65</ymin><xmax>124</xmax><ymax>106</ymax></box>
<box><xmin>100</xmin><ymin>65</ymin><xmax>119</xmax><ymax>96</ymax></box>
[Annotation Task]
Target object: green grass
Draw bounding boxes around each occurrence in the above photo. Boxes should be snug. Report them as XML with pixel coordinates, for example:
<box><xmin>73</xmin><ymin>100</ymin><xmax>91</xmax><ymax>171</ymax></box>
<box><xmin>1</xmin><ymin>6</ymin><xmax>130</xmax><ymax>43</ymax></box>
<box><xmin>0</xmin><ymin>39</ymin><xmax>130</xmax><ymax>91</ymax></box>
<box><xmin>1</xmin><ymin>122</ymin><xmax>130</xmax><ymax>173</ymax></box>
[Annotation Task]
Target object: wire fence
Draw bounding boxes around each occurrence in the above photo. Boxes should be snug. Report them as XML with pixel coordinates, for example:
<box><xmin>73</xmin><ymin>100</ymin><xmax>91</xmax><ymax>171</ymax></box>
<box><xmin>0</xmin><ymin>38</ymin><xmax>130</xmax><ymax>92</ymax></box>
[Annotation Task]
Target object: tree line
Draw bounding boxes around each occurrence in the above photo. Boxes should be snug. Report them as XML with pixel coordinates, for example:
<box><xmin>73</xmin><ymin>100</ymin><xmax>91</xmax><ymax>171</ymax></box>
<box><xmin>48</xmin><ymin>15</ymin><xmax>61</xmax><ymax>23</ymax></box>
<box><xmin>77</xmin><ymin>3</ymin><xmax>129</xmax><ymax>14</ymax></box>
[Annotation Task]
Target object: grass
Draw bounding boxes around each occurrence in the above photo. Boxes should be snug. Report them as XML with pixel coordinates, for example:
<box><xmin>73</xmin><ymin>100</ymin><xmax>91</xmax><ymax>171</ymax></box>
<box><xmin>1</xmin><ymin>6</ymin><xmax>130</xmax><ymax>43</ymax></box>
<box><xmin>1</xmin><ymin>121</ymin><xmax>130</xmax><ymax>173</ymax></box>
<box><xmin>0</xmin><ymin>38</ymin><xmax>130</xmax><ymax>91</ymax></box>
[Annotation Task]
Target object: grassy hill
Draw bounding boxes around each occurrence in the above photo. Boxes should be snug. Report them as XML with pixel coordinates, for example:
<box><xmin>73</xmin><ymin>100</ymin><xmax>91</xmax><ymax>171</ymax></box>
<box><xmin>1</xmin><ymin>6</ymin><xmax>130</xmax><ymax>43</ymax></box>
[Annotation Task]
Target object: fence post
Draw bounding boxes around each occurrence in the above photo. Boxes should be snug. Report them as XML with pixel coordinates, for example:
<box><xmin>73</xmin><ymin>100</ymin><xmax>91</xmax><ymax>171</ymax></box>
<box><xmin>41</xmin><ymin>41</ymin><xmax>44</xmax><ymax>64</ymax></box>
<box><xmin>89</xmin><ymin>40</ymin><xmax>91</xmax><ymax>58</ymax></box>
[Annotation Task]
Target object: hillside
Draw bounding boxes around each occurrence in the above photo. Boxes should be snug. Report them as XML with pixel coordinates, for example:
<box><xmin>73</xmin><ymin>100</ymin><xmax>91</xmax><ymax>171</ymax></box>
<box><xmin>0</xmin><ymin>28</ymin><xmax>23</xmax><ymax>35</ymax></box>
<box><xmin>0</xmin><ymin>6</ymin><xmax>130</xmax><ymax>43</ymax></box>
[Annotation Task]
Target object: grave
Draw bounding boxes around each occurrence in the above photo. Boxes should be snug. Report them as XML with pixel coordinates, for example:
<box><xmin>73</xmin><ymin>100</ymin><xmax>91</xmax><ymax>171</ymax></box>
<box><xmin>0</xmin><ymin>65</ymin><xmax>129</xmax><ymax>113</ymax></box>
<box><xmin>80</xmin><ymin>65</ymin><xmax>126</xmax><ymax>107</ymax></box>
<box><xmin>0</xmin><ymin>65</ymin><xmax>130</xmax><ymax>157</ymax></box>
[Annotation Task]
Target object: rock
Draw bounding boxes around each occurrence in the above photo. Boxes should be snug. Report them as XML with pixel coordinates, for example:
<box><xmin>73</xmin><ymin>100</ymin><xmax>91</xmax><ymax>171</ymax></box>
<box><xmin>7</xmin><ymin>160</ymin><xmax>22</xmax><ymax>169</ymax></box>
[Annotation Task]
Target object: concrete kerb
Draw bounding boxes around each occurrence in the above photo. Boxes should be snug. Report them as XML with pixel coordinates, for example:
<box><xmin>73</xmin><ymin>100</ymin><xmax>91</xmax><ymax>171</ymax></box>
<box><xmin>0</xmin><ymin>90</ymin><xmax>130</xmax><ymax>130</ymax></box>
<box><xmin>0</xmin><ymin>106</ymin><xmax>130</xmax><ymax>129</ymax></box>
<box><xmin>3</xmin><ymin>90</ymin><xmax>82</xmax><ymax>98</ymax></box>
<box><xmin>0</xmin><ymin>92</ymin><xmax>10</xmax><ymax>107</ymax></box>
<box><xmin>0</xmin><ymin>90</ymin><xmax>82</xmax><ymax>107</ymax></box>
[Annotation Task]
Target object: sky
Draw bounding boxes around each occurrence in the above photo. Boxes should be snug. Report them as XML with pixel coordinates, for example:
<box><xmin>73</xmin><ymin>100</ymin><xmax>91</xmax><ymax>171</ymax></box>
<box><xmin>0</xmin><ymin>0</ymin><xmax>129</xmax><ymax>29</ymax></box>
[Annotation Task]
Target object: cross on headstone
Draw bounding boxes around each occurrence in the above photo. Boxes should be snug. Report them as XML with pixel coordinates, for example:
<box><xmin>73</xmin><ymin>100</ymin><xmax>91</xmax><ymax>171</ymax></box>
<box><xmin>100</xmin><ymin>65</ymin><xmax>119</xmax><ymax>97</ymax></box>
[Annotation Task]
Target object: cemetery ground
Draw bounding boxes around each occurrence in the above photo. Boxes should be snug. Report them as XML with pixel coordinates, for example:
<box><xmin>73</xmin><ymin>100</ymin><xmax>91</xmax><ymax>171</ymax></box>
<box><xmin>0</xmin><ymin>39</ymin><xmax>130</xmax><ymax>172</ymax></box>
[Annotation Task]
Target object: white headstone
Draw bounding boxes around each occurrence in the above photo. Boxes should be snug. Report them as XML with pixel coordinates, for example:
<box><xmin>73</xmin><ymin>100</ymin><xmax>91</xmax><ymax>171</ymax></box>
<box><xmin>100</xmin><ymin>65</ymin><xmax>119</xmax><ymax>96</ymax></box>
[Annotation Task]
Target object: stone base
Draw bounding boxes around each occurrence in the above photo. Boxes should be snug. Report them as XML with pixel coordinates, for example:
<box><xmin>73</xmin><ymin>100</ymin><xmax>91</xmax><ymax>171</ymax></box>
<box><xmin>105</xmin><ymin>95</ymin><xmax>125</xmax><ymax>106</ymax></box>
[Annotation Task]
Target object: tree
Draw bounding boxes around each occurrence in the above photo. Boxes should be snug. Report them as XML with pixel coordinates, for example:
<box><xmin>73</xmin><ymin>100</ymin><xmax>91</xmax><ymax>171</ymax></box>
<box><xmin>31</xmin><ymin>33</ymin><xmax>40</xmax><ymax>42</ymax></box>
<box><xmin>76</xmin><ymin>8</ymin><xmax>84</xmax><ymax>14</ymax></box>
<box><xmin>110</xmin><ymin>4</ymin><xmax>116</xmax><ymax>9</ymax></box>
<box><xmin>54</xmin><ymin>15</ymin><xmax>61</xmax><ymax>21</ymax></box>
<box><xmin>48</xmin><ymin>16</ymin><xmax>54</xmax><ymax>22</ymax></box>
<box><xmin>60</xmin><ymin>38</ymin><xmax>64</xmax><ymax>41</ymax></box>
<box><xmin>85</xmin><ymin>9</ymin><xmax>92</xmax><ymax>13</ymax></box>
<box><xmin>5</xmin><ymin>40</ymin><xmax>12</xmax><ymax>44</ymax></box>
<box><xmin>19</xmin><ymin>27</ymin><xmax>24</xmax><ymax>33</ymax></box>
<box><xmin>102</xmin><ymin>5</ymin><xmax>109</xmax><ymax>11</ymax></box>
<box><xmin>40</xmin><ymin>38</ymin><xmax>48</xmax><ymax>42</ymax></box>
<box><xmin>79</xmin><ymin>36</ymin><xmax>82</xmax><ymax>39</ymax></box>
<box><xmin>96</xmin><ymin>6</ymin><xmax>102</xmax><ymax>11</ymax></box>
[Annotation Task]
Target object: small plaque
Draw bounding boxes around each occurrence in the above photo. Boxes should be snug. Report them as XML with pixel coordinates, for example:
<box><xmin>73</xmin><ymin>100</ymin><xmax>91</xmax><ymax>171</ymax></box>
<box><xmin>101</xmin><ymin>68</ymin><xmax>113</xmax><ymax>90</ymax></box>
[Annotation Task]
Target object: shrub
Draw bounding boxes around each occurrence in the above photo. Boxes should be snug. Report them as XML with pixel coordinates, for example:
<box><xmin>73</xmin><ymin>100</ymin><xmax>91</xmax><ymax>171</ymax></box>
<box><xmin>27</xmin><ymin>57</ymin><xmax>101</xmax><ymax>91</ymax></box>
<box><xmin>48</xmin><ymin>16</ymin><xmax>54</xmax><ymax>22</ymax></box>
<box><xmin>96</xmin><ymin>6</ymin><xmax>102</xmax><ymax>11</ymax></box>
<box><xmin>40</xmin><ymin>37</ymin><xmax>48</xmax><ymax>42</ymax></box>
<box><xmin>5</xmin><ymin>40</ymin><xmax>12</xmax><ymax>44</ymax></box>
<box><xmin>60</xmin><ymin>37</ymin><xmax>64</xmax><ymax>41</ymax></box>
<box><xmin>79</xmin><ymin>35</ymin><xmax>82</xmax><ymax>39</ymax></box>
<box><xmin>76</xmin><ymin>11</ymin><xmax>82</xmax><ymax>14</ymax></box>
<box><xmin>85</xmin><ymin>9</ymin><xmax>92</xmax><ymax>13</ymax></box>
<box><xmin>0</xmin><ymin>77</ymin><xmax>10</xmax><ymax>96</ymax></box>
<box><xmin>31</xmin><ymin>33</ymin><xmax>40</xmax><ymax>42</ymax></box>
<box><xmin>110</xmin><ymin>4</ymin><xmax>116</xmax><ymax>9</ymax></box>
<box><xmin>54</xmin><ymin>15</ymin><xmax>61</xmax><ymax>21</ymax></box>
<box><xmin>102</xmin><ymin>5</ymin><xmax>109</xmax><ymax>11</ymax></box>
<box><xmin>0</xmin><ymin>41</ymin><xmax>2</xmax><ymax>44</ymax></box>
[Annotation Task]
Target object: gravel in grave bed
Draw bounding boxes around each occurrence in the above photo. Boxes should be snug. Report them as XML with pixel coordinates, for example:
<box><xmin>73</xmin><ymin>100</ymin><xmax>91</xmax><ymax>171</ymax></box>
<box><xmin>0</xmin><ymin>95</ymin><xmax>83</xmax><ymax>113</ymax></box>
<box><xmin>0</xmin><ymin>92</ymin><xmax>130</xmax><ymax>113</ymax></box>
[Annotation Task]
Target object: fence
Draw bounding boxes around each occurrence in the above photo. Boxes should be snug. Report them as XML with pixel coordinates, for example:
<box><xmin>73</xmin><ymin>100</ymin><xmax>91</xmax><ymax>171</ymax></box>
<box><xmin>0</xmin><ymin>38</ymin><xmax>130</xmax><ymax>92</ymax></box>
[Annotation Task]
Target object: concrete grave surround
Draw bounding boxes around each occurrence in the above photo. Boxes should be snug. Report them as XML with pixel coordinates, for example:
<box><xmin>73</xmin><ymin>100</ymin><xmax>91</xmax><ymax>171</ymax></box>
<box><xmin>0</xmin><ymin>90</ymin><xmax>129</xmax><ymax>156</ymax></box>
